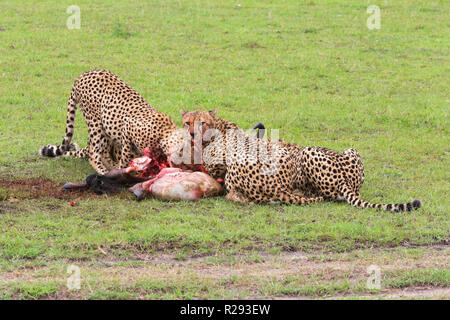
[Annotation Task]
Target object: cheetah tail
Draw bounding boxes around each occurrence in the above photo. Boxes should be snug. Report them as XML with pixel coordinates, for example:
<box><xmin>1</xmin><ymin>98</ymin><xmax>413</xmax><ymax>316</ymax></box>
<box><xmin>39</xmin><ymin>92</ymin><xmax>78</xmax><ymax>157</ymax></box>
<box><xmin>340</xmin><ymin>184</ymin><xmax>421</xmax><ymax>212</ymax></box>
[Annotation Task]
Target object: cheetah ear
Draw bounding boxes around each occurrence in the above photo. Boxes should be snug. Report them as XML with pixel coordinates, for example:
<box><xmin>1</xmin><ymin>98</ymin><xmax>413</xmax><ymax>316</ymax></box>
<box><xmin>208</xmin><ymin>109</ymin><xmax>218</xmax><ymax>118</ymax></box>
<box><xmin>180</xmin><ymin>109</ymin><xmax>188</xmax><ymax>117</ymax></box>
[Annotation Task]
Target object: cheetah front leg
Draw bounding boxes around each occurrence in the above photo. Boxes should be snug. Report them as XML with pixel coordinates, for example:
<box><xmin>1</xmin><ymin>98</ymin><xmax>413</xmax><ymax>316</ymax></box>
<box><xmin>60</xmin><ymin>143</ymin><xmax>89</xmax><ymax>159</ymax></box>
<box><xmin>118</xmin><ymin>119</ymin><xmax>155</xmax><ymax>169</ymax></box>
<box><xmin>99</xmin><ymin>138</ymin><xmax>121</xmax><ymax>170</ymax></box>
<box><xmin>87</xmin><ymin>126</ymin><xmax>111</xmax><ymax>174</ymax></box>
<box><xmin>118</xmin><ymin>129</ymin><xmax>138</xmax><ymax>169</ymax></box>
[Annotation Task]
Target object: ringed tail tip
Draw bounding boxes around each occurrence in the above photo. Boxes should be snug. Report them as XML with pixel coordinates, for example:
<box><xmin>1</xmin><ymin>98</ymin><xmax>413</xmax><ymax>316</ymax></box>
<box><xmin>412</xmin><ymin>199</ymin><xmax>421</xmax><ymax>210</ymax></box>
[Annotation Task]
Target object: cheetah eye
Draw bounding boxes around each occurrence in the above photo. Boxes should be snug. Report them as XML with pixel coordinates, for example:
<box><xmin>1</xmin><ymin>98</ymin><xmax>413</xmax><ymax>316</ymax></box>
<box><xmin>184</xmin><ymin>122</ymin><xmax>190</xmax><ymax>126</ymax></box>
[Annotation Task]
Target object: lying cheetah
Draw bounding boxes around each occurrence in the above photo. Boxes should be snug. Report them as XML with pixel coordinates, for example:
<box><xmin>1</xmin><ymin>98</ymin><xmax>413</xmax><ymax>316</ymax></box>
<box><xmin>40</xmin><ymin>70</ymin><xmax>182</xmax><ymax>174</ymax></box>
<box><xmin>180</xmin><ymin>110</ymin><xmax>421</xmax><ymax>212</ymax></box>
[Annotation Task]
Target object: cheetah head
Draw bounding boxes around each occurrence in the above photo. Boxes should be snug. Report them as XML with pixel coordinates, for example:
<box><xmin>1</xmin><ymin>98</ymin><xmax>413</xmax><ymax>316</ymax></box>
<box><xmin>180</xmin><ymin>109</ymin><xmax>217</xmax><ymax>143</ymax></box>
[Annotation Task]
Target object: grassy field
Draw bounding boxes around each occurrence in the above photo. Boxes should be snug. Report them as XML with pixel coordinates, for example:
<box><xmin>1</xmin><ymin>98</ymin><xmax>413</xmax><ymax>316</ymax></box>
<box><xmin>0</xmin><ymin>0</ymin><xmax>448</xmax><ymax>299</ymax></box>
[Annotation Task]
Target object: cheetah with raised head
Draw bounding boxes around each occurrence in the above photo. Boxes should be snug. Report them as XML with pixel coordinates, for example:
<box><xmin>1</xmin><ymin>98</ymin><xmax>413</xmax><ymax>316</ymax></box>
<box><xmin>40</xmin><ymin>70</ymin><xmax>182</xmax><ymax>174</ymax></box>
<box><xmin>179</xmin><ymin>109</ymin><xmax>240</xmax><ymax>180</ymax></box>
<box><xmin>180</xmin><ymin>110</ymin><xmax>421</xmax><ymax>212</ymax></box>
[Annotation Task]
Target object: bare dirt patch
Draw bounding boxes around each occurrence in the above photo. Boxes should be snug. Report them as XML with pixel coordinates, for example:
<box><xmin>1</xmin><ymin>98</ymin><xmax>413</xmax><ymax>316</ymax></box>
<box><xmin>0</xmin><ymin>178</ymin><xmax>91</xmax><ymax>200</ymax></box>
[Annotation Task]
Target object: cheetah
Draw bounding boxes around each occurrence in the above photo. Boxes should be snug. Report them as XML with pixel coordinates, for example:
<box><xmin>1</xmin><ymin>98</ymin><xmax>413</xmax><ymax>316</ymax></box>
<box><xmin>180</xmin><ymin>110</ymin><xmax>421</xmax><ymax>212</ymax></box>
<box><xmin>40</xmin><ymin>70</ymin><xmax>182</xmax><ymax>174</ymax></box>
<box><xmin>179</xmin><ymin>109</ymin><xmax>240</xmax><ymax>180</ymax></box>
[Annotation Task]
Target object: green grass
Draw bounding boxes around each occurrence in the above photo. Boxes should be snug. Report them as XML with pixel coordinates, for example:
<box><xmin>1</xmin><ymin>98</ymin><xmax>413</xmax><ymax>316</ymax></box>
<box><xmin>385</xmin><ymin>269</ymin><xmax>450</xmax><ymax>288</ymax></box>
<box><xmin>0</xmin><ymin>281</ymin><xmax>60</xmax><ymax>300</ymax></box>
<box><xmin>0</xmin><ymin>0</ymin><xmax>449</xmax><ymax>299</ymax></box>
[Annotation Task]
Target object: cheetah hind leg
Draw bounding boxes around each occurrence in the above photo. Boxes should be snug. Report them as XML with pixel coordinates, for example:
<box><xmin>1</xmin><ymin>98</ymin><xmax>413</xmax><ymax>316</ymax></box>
<box><xmin>268</xmin><ymin>188</ymin><xmax>324</xmax><ymax>205</ymax></box>
<box><xmin>64</xmin><ymin>143</ymin><xmax>89</xmax><ymax>159</ymax></box>
<box><xmin>344</xmin><ymin>148</ymin><xmax>364</xmax><ymax>190</ymax></box>
<box><xmin>63</xmin><ymin>141</ymin><xmax>118</xmax><ymax>171</ymax></box>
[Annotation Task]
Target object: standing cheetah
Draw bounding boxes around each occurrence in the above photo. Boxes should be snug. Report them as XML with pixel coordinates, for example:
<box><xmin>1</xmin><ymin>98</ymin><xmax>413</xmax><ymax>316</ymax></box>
<box><xmin>40</xmin><ymin>70</ymin><xmax>182</xmax><ymax>174</ymax></box>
